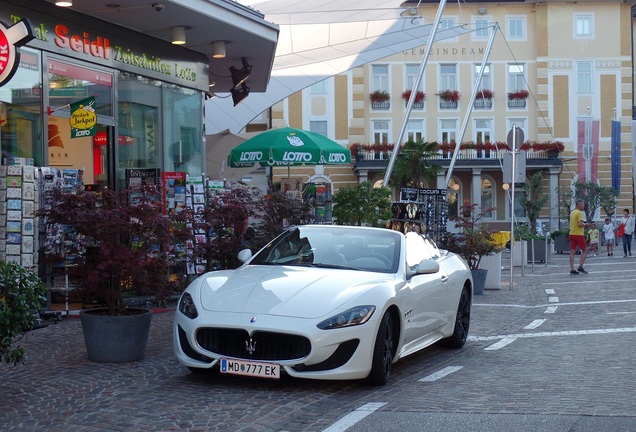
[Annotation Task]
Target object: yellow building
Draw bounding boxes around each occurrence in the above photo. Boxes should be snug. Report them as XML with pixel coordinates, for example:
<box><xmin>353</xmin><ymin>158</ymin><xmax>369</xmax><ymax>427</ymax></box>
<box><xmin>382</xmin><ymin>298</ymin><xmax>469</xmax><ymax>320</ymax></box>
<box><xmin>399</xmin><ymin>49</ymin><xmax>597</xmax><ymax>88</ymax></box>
<box><xmin>247</xmin><ymin>0</ymin><xmax>635</xmax><ymax>231</ymax></box>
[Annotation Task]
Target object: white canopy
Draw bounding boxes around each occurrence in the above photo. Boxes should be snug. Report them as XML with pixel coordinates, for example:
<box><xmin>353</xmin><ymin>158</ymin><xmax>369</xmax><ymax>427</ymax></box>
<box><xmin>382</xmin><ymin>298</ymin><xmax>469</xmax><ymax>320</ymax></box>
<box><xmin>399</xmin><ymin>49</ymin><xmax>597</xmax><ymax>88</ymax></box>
<box><xmin>205</xmin><ymin>0</ymin><xmax>477</xmax><ymax>134</ymax></box>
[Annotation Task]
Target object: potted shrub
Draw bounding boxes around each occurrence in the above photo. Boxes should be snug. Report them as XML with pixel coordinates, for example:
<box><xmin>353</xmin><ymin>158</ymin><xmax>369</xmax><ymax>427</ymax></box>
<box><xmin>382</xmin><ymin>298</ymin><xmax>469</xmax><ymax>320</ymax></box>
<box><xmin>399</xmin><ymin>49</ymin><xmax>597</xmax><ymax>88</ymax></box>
<box><xmin>0</xmin><ymin>261</ymin><xmax>46</xmax><ymax>365</ymax></box>
<box><xmin>442</xmin><ymin>203</ymin><xmax>501</xmax><ymax>294</ymax></box>
<box><xmin>369</xmin><ymin>90</ymin><xmax>390</xmax><ymax>103</ymax></box>
<box><xmin>401</xmin><ymin>89</ymin><xmax>426</xmax><ymax>104</ymax></box>
<box><xmin>38</xmin><ymin>186</ymin><xmax>187</xmax><ymax>362</ymax></box>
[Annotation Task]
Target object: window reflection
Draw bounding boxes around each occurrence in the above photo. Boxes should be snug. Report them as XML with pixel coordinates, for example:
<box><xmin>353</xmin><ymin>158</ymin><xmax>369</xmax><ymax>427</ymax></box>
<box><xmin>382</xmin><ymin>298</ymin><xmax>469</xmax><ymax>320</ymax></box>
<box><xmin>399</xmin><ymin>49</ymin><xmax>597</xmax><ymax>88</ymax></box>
<box><xmin>0</xmin><ymin>48</ymin><xmax>42</xmax><ymax>165</ymax></box>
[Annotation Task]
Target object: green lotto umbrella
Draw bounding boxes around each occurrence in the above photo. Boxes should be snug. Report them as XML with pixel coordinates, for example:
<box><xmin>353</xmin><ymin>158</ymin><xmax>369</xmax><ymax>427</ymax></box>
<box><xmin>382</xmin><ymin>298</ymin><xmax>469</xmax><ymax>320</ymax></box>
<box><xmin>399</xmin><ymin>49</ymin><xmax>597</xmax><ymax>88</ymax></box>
<box><xmin>228</xmin><ymin>127</ymin><xmax>351</xmax><ymax>168</ymax></box>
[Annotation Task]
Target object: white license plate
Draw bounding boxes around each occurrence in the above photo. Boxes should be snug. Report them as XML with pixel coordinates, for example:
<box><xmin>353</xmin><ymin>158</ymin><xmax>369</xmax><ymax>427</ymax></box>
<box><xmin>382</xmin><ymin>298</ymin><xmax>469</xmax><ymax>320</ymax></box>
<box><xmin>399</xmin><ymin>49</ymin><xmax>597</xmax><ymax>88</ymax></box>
<box><xmin>220</xmin><ymin>358</ymin><xmax>280</xmax><ymax>379</ymax></box>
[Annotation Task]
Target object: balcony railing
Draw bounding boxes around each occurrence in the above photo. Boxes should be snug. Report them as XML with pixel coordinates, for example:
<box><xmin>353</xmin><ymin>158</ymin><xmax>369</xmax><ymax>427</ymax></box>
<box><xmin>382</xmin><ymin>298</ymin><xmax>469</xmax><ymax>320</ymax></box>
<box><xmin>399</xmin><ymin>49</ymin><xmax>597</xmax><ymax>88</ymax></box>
<box><xmin>434</xmin><ymin>149</ymin><xmax>559</xmax><ymax>160</ymax></box>
<box><xmin>474</xmin><ymin>99</ymin><xmax>493</xmax><ymax>109</ymax></box>
<box><xmin>371</xmin><ymin>101</ymin><xmax>390</xmax><ymax>110</ymax></box>
<box><xmin>508</xmin><ymin>98</ymin><xmax>527</xmax><ymax>109</ymax></box>
<box><xmin>354</xmin><ymin>149</ymin><xmax>393</xmax><ymax>161</ymax></box>
<box><xmin>439</xmin><ymin>100</ymin><xmax>458</xmax><ymax>109</ymax></box>
<box><xmin>354</xmin><ymin>149</ymin><xmax>560</xmax><ymax>163</ymax></box>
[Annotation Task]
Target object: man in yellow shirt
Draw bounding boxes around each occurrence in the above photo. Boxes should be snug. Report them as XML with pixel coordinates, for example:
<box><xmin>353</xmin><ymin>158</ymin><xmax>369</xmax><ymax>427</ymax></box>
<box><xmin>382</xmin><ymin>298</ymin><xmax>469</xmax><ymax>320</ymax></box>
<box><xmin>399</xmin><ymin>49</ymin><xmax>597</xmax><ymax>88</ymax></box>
<box><xmin>569</xmin><ymin>199</ymin><xmax>591</xmax><ymax>274</ymax></box>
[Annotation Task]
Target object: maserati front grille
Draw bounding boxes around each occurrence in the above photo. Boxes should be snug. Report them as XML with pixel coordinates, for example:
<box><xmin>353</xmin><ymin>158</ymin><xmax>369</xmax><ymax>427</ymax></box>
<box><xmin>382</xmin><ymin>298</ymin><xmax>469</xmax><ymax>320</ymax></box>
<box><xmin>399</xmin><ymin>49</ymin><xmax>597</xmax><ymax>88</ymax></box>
<box><xmin>196</xmin><ymin>327</ymin><xmax>311</xmax><ymax>361</ymax></box>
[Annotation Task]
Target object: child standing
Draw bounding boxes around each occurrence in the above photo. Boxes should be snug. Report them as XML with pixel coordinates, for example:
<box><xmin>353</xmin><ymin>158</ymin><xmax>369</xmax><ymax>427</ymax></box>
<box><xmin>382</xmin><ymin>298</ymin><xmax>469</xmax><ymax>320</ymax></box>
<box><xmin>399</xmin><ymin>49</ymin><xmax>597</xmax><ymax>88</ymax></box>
<box><xmin>587</xmin><ymin>224</ymin><xmax>599</xmax><ymax>257</ymax></box>
<box><xmin>603</xmin><ymin>217</ymin><xmax>615</xmax><ymax>256</ymax></box>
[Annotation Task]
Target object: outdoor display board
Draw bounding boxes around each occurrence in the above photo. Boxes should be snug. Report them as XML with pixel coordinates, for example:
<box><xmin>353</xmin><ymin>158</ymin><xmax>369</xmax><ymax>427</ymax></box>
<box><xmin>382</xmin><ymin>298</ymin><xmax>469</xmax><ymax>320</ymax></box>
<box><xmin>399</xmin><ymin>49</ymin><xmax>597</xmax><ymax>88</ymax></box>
<box><xmin>388</xmin><ymin>188</ymin><xmax>448</xmax><ymax>244</ymax></box>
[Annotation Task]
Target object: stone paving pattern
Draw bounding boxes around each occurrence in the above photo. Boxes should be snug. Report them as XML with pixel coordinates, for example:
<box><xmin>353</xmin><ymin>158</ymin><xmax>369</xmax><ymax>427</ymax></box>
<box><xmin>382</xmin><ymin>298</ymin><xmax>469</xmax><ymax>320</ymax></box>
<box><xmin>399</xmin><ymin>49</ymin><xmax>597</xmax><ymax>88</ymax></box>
<box><xmin>1</xmin><ymin>251</ymin><xmax>635</xmax><ymax>431</ymax></box>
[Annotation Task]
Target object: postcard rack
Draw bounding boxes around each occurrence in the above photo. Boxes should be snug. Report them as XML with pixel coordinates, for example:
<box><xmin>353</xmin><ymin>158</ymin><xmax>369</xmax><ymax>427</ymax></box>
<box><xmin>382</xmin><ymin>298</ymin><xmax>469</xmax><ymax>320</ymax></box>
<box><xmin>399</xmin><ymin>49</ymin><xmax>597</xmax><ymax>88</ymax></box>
<box><xmin>388</xmin><ymin>188</ymin><xmax>448</xmax><ymax>244</ymax></box>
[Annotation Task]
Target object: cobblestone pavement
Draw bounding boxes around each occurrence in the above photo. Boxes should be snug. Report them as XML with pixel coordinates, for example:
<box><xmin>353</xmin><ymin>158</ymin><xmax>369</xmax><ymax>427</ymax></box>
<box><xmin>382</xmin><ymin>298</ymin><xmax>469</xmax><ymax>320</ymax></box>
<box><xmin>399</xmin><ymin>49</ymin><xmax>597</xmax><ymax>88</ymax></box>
<box><xmin>1</xmin><ymin>251</ymin><xmax>635</xmax><ymax>431</ymax></box>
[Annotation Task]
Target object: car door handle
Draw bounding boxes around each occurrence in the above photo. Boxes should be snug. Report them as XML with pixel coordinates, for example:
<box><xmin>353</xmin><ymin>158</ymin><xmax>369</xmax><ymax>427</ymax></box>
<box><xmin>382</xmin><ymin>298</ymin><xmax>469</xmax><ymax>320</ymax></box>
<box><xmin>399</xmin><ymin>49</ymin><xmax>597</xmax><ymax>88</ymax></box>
<box><xmin>440</xmin><ymin>275</ymin><xmax>449</xmax><ymax>283</ymax></box>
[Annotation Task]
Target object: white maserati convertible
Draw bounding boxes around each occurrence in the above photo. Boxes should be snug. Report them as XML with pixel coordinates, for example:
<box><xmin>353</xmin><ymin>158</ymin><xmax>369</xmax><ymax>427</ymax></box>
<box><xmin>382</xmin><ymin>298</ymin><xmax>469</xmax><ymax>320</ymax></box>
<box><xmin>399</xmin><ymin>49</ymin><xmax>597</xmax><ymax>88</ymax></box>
<box><xmin>173</xmin><ymin>225</ymin><xmax>472</xmax><ymax>385</ymax></box>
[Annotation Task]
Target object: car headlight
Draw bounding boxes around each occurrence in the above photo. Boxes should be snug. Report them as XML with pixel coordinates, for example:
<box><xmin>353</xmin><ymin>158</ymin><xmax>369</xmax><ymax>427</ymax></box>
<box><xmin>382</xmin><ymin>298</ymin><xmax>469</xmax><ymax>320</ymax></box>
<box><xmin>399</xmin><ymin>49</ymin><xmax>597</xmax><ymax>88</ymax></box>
<box><xmin>317</xmin><ymin>305</ymin><xmax>376</xmax><ymax>330</ymax></box>
<box><xmin>178</xmin><ymin>292</ymin><xmax>198</xmax><ymax>319</ymax></box>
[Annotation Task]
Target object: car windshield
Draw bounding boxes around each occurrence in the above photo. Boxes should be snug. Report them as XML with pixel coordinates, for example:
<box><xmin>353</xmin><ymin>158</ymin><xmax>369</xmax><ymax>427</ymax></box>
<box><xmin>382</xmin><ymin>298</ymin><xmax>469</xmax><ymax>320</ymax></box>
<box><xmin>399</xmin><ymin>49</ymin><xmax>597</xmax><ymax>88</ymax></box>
<box><xmin>404</xmin><ymin>231</ymin><xmax>440</xmax><ymax>269</ymax></box>
<box><xmin>249</xmin><ymin>226</ymin><xmax>401</xmax><ymax>273</ymax></box>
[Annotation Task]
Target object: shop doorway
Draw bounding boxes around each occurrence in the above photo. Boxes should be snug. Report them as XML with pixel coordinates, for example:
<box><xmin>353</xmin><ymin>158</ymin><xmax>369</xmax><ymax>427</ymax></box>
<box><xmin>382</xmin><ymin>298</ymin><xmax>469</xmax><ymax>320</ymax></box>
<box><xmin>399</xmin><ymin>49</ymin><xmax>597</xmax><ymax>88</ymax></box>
<box><xmin>47</xmin><ymin>119</ymin><xmax>116</xmax><ymax>187</ymax></box>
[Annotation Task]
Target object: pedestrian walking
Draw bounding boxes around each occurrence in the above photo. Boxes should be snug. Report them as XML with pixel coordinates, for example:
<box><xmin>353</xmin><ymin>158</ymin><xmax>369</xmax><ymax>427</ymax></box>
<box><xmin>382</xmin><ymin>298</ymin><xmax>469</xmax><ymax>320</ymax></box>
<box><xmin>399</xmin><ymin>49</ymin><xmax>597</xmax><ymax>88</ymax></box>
<box><xmin>603</xmin><ymin>217</ymin><xmax>615</xmax><ymax>256</ymax></box>
<box><xmin>569</xmin><ymin>199</ymin><xmax>591</xmax><ymax>274</ymax></box>
<box><xmin>587</xmin><ymin>224</ymin><xmax>599</xmax><ymax>257</ymax></box>
<box><xmin>620</xmin><ymin>209</ymin><xmax>635</xmax><ymax>257</ymax></box>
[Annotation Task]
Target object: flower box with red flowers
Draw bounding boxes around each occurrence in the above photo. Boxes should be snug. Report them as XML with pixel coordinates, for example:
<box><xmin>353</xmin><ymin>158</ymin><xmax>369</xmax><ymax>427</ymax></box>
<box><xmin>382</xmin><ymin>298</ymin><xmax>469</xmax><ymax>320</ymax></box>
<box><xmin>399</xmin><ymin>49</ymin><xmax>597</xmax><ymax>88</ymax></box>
<box><xmin>507</xmin><ymin>89</ymin><xmax>529</xmax><ymax>100</ymax></box>
<box><xmin>476</xmin><ymin>89</ymin><xmax>494</xmax><ymax>99</ymax></box>
<box><xmin>401</xmin><ymin>90</ymin><xmax>426</xmax><ymax>103</ymax></box>
<box><xmin>437</xmin><ymin>89</ymin><xmax>461</xmax><ymax>102</ymax></box>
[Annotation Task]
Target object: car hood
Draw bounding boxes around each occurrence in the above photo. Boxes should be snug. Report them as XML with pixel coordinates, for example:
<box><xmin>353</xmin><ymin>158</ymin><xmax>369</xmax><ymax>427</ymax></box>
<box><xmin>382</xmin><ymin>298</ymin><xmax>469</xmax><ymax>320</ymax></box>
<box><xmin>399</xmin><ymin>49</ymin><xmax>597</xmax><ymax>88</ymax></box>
<box><xmin>196</xmin><ymin>265</ymin><xmax>394</xmax><ymax>319</ymax></box>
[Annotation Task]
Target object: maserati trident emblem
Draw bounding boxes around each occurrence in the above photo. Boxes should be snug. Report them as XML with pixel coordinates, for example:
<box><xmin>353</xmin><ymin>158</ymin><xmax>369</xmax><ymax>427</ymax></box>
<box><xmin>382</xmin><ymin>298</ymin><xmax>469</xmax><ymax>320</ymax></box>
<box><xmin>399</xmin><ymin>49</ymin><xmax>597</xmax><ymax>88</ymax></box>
<box><xmin>245</xmin><ymin>338</ymin><xmax>257</xmax><ymax>355</ymax></box>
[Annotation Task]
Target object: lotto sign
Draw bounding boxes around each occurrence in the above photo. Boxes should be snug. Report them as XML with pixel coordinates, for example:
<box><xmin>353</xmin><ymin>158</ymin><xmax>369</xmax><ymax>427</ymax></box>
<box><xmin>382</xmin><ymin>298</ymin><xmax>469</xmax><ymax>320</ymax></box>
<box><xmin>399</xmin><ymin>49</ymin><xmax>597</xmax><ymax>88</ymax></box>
<box><xmin>0</xmin><ymin>19</ymin><xmax>35</xmax><ymax>87</ymax></box>
<box><xmin>70</xmin><ymin>96</ymin><xmax>97</xmax><ymax>138</ymax></box>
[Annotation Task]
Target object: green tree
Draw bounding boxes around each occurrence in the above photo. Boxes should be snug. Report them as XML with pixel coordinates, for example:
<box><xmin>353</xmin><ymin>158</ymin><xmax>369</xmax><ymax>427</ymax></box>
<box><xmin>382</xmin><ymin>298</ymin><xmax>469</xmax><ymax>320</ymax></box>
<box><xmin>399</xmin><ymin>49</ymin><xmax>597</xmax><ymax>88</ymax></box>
<box><xmin>258</xmin><ymin>190</ymin><xmax>314</xmax><ymax>242</ymax></box>
<box><xmin>332</xmin><ymin>181</ymin><xmax>392</xmax><ymax>226</ymax></box>
<box><xmin>519</xmin><ymin>172</ymin><xmax>548</xmax><ymax>234</ymax></box>
<box><xmin>389</xmin><ymin>139</ymin><xmax>442</xmax><ymax>189</ymax></box>
<box><xmin>556</xmin><ymin>185</ymin><xmax>573</xmax><ymax>230</ymax></box>
<box><xmin>598</xmin><ymin>186</ymin><xmax>619</xmax><ymax>218</ymax></box>
<box><xmin>573</xmin><ymin>181</ymin><xmax>617</xmax><ymax>222</ymax></box>
<box><xmin>0</xmin><ymin>261</ymin><xmax>46</xmax><ymax>365</ymax></box>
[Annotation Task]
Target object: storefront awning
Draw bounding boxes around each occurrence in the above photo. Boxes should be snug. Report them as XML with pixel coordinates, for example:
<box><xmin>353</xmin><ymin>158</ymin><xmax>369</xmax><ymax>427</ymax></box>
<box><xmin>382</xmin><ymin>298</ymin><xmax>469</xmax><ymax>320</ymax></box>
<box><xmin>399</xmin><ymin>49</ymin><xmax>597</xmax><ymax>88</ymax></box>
<box><xmin>205</xmin><ymin>0</ymin><xmax>478</xmax><ymax>134</ymax></box>
<box><xmin>39</xmin><ymin>0</ymin><xmax>279</xmax><ymax>92</ymax></box>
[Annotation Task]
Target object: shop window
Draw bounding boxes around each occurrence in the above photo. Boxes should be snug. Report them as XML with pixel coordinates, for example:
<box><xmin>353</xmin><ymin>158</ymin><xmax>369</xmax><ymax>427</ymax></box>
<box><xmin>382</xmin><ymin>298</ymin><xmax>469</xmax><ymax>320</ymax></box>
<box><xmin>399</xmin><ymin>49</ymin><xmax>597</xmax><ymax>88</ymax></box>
<box><xmin>48</xmin><ymin>58</ymin><xmax>113</xmax><ymax>117</ymax></box>
<box><xmin>163</xmin><ymin>85</ymin><xmax>202</xmax><ymax>176</ymax></box>
<box><xmin>0</xmin><ymin>48</ymin><xmax>42</xmax><ymax>165</ymax></box>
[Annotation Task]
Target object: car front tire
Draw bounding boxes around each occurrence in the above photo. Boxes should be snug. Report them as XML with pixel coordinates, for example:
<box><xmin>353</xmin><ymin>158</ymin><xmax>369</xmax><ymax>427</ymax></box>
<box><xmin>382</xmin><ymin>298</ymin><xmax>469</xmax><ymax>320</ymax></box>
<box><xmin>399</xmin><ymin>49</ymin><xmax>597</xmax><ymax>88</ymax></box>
<box><xmin>366</xmin><ymin>312</ymin><xmax>394</xmax><ymax>386</ymax></box>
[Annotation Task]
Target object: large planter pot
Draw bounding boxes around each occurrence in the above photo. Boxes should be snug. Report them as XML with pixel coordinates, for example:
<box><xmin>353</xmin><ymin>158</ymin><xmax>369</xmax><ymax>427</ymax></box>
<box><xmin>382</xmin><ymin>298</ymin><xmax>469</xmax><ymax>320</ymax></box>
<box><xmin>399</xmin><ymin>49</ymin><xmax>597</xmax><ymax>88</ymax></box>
<box><xmin>80</xmin><ymin>308</ymin><xmax>152</xmax><ymax>363</ymax></box>
<box><xmin>470</xmin><ymin>269</ymin><xmax>488</xmax><ymax>295</ymax></box>
<box><xmin>479</xmin><ymin>252</ymin><xmax>502</xmax><ymax>289</ymax></box>
<box><xmin>526</xmin><ymin>239</ymin><xmax>549</xmax><ymax>263</ymax></box>
<box><xmin>553</xmin><ymin>234</ymin><xmax>569</xmax><ymax>254</ymax></box>
<box><xmin>512</xmin><ymin>240</ymin><xmax>528</xmax><ymax>266</ymax></box>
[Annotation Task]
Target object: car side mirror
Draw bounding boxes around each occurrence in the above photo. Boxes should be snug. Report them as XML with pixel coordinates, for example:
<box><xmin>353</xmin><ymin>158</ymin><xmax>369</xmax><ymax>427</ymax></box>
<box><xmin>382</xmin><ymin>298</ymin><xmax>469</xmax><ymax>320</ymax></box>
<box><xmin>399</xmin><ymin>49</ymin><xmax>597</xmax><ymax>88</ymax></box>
<box><xmin>237</xmin><ymin>249</ymin><xmax>252</xmax><ymax>263</ymax></box>
<box><xmin>415</xmin><ymin>259</ymin><xmax>439</xmax><ymax>275</ymax></box>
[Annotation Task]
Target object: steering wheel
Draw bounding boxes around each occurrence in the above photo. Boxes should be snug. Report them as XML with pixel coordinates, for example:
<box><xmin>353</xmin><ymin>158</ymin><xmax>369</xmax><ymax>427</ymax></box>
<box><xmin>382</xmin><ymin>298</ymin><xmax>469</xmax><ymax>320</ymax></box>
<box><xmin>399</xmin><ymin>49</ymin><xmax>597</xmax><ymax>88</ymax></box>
<box><xmin>366</xmin><ymin>253</ymin><xmax>392</xmax><ymax>268</ymax></box>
